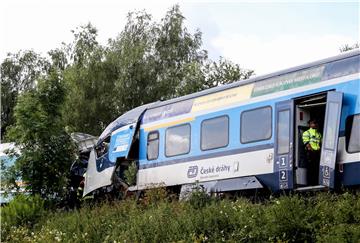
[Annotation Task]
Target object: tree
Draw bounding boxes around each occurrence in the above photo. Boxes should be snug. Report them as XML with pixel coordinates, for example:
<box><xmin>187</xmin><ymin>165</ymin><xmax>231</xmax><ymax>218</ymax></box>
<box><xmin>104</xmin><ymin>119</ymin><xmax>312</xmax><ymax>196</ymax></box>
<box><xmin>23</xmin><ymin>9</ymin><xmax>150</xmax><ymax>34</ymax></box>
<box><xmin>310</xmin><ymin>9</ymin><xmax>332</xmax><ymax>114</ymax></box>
<box><xmin>340</xmin><ymin>43</ymin><xmax>359</xmax><ymax>52</ymax></box>
<box><xmin>177</xmin><ymin>57</ymin><xmax>255</xmax><ymax>96</ymax></box>
<box><xmin>1</xmin><ymin>51</ymin><xmax>49</xmax><ymax>141</ymax></box>
<box><xmin>60</xmin><ymin>6</ymin><xmax>254</xmax><ymax>137</ymax></box>
<box><xmin>2</xmin><ymin>4</ymin><xmax>254</xmax><ymax>141</ymax></box>
<box><xmin>62</xmin><ymin>24</ymin><xmax>118</xmax><ymax>135</ymax></box>
<box><xmin>107</xmin><ymin>5</ymin><xmax>254</xmax><ymax>120</ymax></box>
<box><xmin>2</xmin><ymin>6</ymin><xmax>254</xmax><ymax>140</ymax></box>
<box><xmin>6</xmin><ymin>70</ymin><xmax>76</xmax><ymax>200</ymax></box>
<box><xmin>1</xmin><ymin>4</ymin><xmax>254</xmax><ymax>202</ymax></box>
<box><xmin>107</xmin><ymin>11</ymin><xmax>160</xmax><ymax>112</ymax></box>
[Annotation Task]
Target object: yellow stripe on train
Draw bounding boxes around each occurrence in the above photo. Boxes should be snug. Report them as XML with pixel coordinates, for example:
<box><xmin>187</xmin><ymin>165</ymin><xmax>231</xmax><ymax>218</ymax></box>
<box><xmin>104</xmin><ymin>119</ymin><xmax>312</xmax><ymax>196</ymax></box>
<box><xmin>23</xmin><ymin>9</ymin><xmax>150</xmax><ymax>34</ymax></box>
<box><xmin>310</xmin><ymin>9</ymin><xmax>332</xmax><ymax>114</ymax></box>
<box><xmin>144</xmin><ymin>117</ymin><xmax>195</xmax><ymax>131</ymax></box>
<box><xmin>191</xmin><ymin>83</ymin><xmax>254</xmax><ymax>113</ymax></box>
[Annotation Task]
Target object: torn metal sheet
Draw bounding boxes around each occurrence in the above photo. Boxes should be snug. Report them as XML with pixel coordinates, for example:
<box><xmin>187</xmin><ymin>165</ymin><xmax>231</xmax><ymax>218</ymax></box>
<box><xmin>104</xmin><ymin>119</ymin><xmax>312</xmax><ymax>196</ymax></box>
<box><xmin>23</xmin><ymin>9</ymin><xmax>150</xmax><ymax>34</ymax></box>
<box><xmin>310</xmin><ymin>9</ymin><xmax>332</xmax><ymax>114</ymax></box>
<box><xmin>83</xmin><ymin>149</ymin><xmax>113</xmax><ymax>195</ymax></box>
<box><xmin>84</xmin><ymin>103</ymin><xmax>155</xmax><ymax>195</ymax></box>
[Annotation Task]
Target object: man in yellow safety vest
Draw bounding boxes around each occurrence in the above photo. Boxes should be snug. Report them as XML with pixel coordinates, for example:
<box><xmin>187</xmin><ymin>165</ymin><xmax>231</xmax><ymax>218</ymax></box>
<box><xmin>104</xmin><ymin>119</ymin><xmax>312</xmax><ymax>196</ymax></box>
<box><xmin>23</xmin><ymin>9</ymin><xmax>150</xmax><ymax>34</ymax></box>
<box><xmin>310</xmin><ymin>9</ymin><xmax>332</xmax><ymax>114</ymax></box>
<box><xmin>302</xmin><ymin>119</ymin><xmax>322</xmax><ymax>185</ymax></box>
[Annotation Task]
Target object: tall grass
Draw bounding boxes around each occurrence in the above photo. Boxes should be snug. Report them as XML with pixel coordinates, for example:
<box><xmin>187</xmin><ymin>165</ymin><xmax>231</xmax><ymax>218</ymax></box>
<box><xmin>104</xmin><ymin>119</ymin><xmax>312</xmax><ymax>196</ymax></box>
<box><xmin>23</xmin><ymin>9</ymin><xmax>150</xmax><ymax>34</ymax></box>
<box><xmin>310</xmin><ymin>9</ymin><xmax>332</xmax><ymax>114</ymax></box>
<box><xmin>2</xmin><ymin>191</ymin><xmax>360</xmax><ymax>242</ymax></box>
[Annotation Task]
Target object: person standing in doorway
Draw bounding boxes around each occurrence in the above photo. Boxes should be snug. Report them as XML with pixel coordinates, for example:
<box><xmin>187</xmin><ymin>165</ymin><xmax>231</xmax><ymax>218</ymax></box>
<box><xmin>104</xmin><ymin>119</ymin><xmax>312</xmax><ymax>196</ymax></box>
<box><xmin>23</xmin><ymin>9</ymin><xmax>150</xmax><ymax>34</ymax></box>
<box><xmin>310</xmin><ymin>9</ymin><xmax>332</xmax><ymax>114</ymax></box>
<box><xmin>302</xmin><ymin>119</ymin><xmax>322</xmax><ymax>185</ymax></box>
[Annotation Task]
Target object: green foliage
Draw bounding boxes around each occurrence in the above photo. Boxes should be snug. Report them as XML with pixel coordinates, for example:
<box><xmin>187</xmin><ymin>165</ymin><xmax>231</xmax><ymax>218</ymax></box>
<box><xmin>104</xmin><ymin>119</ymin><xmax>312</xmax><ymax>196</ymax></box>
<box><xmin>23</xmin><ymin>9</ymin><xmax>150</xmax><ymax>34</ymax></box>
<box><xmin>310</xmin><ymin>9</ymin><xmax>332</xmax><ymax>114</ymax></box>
<box><xmin>0</xmin><ymin>50</ymin><xmax>49</xmax><ymax>141</ymax></box>
<box><xmin>264</xmin><ymin>195</ymin><xmax>316</xmax><ymax>242</ymax></box>
<box><xmin>0</xmin><ymin>4</ymin><xmax>253</xmax><ymax>209</ymax></box>
<box><xmin>186</xmin><ymin>185</ymin><xmax>212</xmax><ymax>209</ymax></box>
<box><xmin>6</xmin><ymin>70</ymin><xmax>76</xmax><ymax>200</ymax></box>
<box><xmin>3</xmin><ymin>193</ymin><xmax>360</xmax><ymax>242</ymax></box>
<box><xmin>340</xmin><ymin>43</ymin><xmax>359</xmax><ymax>52</ymax></box>
<box><xmin>2</xmin><ymin>5</ymin><xmax>254</xmax><ymax>139</ymax></box>
<box><xmin>142</xmin><ymin>184</ymin><xmax>169</xmax><ymax>206</ymax></box>
<box><xmin>107</xmin><ymin>5</ymin><xmax>253</xmax><ymax>110</ymax></box>
<box><xmin>61</xmin><ymin>23</ymin><xmax>117</xmax><ymax>135</ymax></box>
<box><xmin>61</xmin><ymin>5</ymin><xmax>254</xmax><ymax>136</ymax></box>
<box><xmin>1</xmin><ymin>194</ymin><xmax>45</xmax><ymax>240</ymax></box>
<box><xmin>123</xmin><ymin>162</ymin><xmax>137</xmax><ymax>186</ymax></box>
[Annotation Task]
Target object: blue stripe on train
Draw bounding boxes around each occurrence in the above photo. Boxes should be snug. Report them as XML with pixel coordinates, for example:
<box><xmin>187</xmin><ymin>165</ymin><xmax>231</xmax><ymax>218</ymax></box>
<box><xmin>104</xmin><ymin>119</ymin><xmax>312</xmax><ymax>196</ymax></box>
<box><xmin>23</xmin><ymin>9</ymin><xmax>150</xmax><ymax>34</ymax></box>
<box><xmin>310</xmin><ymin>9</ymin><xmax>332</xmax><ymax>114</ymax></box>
<box><xmin>139</xmin><ymin>143</ymin><xmax>273</xmax><ymax>170</ymax></box>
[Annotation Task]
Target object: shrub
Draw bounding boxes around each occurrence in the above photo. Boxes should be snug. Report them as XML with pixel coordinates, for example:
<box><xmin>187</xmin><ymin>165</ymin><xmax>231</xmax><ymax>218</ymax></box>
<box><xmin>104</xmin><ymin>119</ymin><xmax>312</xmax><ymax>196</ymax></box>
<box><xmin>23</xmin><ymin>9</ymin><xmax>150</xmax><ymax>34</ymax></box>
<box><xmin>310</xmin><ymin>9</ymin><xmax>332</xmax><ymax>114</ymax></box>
<box><xmin>123</xmin><ymin>162</ymin><xmax>137</xmax><ymax>186</ymax></box>
<box><xmin>264</xmin><ymin>195</ymin><xmax>316</xmax><ymax>242</ymax></box>
<box><xmin>3</xmin><ymin>192</ymin><xmax>360</xmax><ymax>242</ymax></box>
<box><xmin>186</xmin><ymin>185</ymin><xmax>212</xmax><ymax>209</ymax></box>
<box><xmin>142</xmin><ymin>184</ymin><xmax>169</xmax><ymax>206</ymax></box>
<box><xmin>1</xmin><ymin>194</ymin><xmax>45</xmax><ymax>242</ymax></box>
<box><xmin>1</xmin><ymin>194</ymin><xmax>45</xmax><ymax>227</ymax></box>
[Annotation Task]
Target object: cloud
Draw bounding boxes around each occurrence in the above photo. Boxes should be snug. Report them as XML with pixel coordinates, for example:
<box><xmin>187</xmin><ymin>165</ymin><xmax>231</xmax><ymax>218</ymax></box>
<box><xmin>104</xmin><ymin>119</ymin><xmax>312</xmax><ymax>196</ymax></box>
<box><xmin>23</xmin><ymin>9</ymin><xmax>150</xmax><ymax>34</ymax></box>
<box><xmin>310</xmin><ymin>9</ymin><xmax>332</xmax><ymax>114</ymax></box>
<box><xmin>211</xmin><ymin>33</ymin><xmax>357</xmax><ymax>75</ymax></box>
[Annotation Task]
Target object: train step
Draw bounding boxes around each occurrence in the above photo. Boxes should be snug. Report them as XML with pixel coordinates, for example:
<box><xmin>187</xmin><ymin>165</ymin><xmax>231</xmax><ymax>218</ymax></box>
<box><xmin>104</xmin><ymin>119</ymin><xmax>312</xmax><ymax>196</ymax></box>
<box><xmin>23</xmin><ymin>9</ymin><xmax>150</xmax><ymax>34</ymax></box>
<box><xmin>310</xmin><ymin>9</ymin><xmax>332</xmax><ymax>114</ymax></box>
<box><xmin>294</xmin><ymin>185</ymin><xmax>327</xmax><ymax>192</ymax></box>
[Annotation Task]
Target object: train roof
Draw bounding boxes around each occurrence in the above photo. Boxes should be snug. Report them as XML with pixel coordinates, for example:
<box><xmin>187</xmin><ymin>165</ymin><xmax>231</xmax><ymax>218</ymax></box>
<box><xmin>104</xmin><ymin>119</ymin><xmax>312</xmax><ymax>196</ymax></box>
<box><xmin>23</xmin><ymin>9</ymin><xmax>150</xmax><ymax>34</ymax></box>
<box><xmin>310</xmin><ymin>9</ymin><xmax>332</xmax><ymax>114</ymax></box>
<box><xmin>98</xmin><ymin>102</ymin><xmax>158</xmax><ymax>143</ymax></box>
<box><xmin>98</xmin><ymin>50</ymin><xmax>359</xmax><ymax>143</ymax></box>
<box><xmin>149</xmin><ymin>49</ymin><xmax>359</xmax><ymax>110</ymax></box>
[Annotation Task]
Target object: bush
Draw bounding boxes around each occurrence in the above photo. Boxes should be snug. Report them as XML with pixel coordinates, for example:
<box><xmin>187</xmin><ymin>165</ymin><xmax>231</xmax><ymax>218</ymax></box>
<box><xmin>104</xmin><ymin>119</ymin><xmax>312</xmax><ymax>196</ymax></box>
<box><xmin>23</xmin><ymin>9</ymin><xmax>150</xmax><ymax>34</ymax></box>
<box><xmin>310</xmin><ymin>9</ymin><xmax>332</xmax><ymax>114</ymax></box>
<box><xmin>186</xmin><ymin>185</ymin><xmax>212</xmax><ymax>209</ymax></box>
<box><xmin>142</xmin><ymin>184</ymin><xmax>169</xmax><ymax>206</ymax></box>
<box><xmin>123</xmin><ymin>162</ymin><xmax>137</xmax><ymax>186</ymax></box>
<box><xmin>1</xmin><ymin>194</ymin><xmax>45</xmax><ymax>227</ymax></box>
<box><xmin>263</xmin><ymin>195</ymin><xmax>315</xmax><ymax>242</ymax></box>
<box><xmin>1</xmin><ymin>194</ymin><xmax>45</xmax><ymax>242</ymax></box>
<box><xmin>2</xmin><ymin>192</ymin><xmax>360</xmax><ymax>242</ymax></box>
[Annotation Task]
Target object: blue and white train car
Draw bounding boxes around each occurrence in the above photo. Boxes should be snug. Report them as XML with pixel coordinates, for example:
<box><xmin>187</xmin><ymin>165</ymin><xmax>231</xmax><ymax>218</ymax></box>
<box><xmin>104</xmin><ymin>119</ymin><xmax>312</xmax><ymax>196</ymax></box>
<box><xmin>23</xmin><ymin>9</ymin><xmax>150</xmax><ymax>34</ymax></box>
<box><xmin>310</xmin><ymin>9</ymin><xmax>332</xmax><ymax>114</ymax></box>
<box><xmin>84</xmin><ymin>50</ymin><xmax>360</xmax><ymax>195</ymax></box>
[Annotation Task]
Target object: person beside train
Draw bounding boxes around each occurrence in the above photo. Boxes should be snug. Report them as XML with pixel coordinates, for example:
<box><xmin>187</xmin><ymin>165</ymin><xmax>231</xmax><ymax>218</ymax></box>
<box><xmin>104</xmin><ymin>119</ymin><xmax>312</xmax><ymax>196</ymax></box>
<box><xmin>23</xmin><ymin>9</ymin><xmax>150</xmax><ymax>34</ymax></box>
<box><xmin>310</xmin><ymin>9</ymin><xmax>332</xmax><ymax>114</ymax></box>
<box><xmin>302</xmin><ymin>119</ymin><xmax>322</xmax><ymax>186</ymax></box>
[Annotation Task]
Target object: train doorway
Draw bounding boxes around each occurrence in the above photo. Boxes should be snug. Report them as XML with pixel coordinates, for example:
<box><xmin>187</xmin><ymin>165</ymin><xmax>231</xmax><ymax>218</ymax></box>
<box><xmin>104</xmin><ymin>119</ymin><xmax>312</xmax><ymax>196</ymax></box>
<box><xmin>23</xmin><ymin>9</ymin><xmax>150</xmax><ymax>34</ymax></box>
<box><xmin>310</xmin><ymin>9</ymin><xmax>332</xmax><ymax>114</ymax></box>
<box><xmin>293</xmin><ymin>91</ymin><xmax>343</xmax><ymax>189</ymax></box>
<box><xmin>294</xmin><ymin>93</ymin><xmax>326</xmax><ymax>188</ymax></box>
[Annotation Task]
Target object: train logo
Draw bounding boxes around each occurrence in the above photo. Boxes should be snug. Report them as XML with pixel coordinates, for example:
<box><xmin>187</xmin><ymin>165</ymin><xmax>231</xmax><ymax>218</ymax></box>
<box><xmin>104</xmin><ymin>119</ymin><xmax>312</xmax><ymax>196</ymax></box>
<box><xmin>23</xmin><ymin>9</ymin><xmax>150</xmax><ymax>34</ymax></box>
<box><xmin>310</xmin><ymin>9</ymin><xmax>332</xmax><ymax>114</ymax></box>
<box><xmin>187</xmin><ymin>166</ymin><xmax>199</xmax><ymax>178</ymax></box>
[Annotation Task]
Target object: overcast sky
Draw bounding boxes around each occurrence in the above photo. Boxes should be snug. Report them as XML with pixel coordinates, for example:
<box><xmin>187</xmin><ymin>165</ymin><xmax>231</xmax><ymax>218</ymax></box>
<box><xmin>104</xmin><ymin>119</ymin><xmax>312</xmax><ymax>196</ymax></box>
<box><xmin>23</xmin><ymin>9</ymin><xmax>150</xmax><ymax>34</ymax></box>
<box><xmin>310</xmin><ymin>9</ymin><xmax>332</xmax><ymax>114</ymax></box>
<box><xmin>1</xmin><ymin>0</ymin><xmax>359</xmax><ymax>75</ymax></box>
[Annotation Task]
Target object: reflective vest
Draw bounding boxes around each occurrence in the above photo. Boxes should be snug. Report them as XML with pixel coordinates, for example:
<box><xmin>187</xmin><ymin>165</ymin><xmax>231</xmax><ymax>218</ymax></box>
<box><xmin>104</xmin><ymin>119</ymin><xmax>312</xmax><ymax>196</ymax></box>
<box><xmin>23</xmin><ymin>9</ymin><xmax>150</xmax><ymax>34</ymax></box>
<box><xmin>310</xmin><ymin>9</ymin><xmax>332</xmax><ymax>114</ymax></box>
<box><xmin>77</xmin><ymin>187</ymin><xmax>84</xmax><ymax>198</ymax></box>
<box><xmin>302</xmin><ymin>128</ymin><xmax>322</xmax><ymax>151</ymax></box>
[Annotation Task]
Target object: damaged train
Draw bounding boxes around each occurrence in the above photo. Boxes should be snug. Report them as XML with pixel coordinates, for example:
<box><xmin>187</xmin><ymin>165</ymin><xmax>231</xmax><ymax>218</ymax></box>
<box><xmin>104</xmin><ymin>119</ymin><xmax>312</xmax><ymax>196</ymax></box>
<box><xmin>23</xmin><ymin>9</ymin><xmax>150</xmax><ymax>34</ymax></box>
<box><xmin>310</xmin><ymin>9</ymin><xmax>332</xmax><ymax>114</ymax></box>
<box><xmin>82</xmin><ymin>50</ymin><xmax>360</xmax><ymax>198</ymax></box>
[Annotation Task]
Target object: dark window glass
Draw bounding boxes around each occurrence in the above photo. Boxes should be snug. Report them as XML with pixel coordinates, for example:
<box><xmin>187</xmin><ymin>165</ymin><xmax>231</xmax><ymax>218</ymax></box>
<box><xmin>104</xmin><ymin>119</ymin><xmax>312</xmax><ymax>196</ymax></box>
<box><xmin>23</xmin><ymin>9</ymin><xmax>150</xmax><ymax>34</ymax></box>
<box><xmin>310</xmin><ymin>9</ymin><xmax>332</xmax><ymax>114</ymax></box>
<box><xmin>165</xmin><ymin>124</ymin><xmax>191</xmax><ymax>157</ymax></box>
<box><xmin>324</xmin><ymin>102</ymin><xmax>339</xmax><ymax>150</ymax></box>
<box><xmin>277</xmin><ymin>110</ymin><xmax>290</xmax><ymax>154</ymax></box>
<box><xmin>147</xmin><ymin>131</ymin><xmax>159</xmax><ymax>160</ymax></box>
<box><xmin>201</xmin><ymin>116</ymin><xmax>229</xmax><ymax>150</ymax></box>
<box><xmin>241</xmin><ymin>106</ymin><xmax>272</xmax><ymax>143</ymax></box>
<box><xmin>346</xmin><ymin>114</ymin><xmax>360</xmax><ymax>153</ymax></box>
<box><xmin>95</xmin><ymin>136</ymin><xmax>110</xmax><ymax>158</ymax></box>
<box><xmin>322</xmin><ymin>55</ymin><xmax>360</xmax><ymax>80</ymax></box>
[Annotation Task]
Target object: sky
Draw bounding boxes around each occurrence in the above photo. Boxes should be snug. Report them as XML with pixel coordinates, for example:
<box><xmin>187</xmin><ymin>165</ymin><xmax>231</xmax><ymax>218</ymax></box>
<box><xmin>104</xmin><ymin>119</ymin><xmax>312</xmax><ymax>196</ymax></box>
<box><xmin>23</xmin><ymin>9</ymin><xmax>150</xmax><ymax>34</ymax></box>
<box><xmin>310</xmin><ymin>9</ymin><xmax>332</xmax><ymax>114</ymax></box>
<box><xmin>0</xmin><ymin>0</ymin><xmax>359</xmax><ymax>75</ymax></box>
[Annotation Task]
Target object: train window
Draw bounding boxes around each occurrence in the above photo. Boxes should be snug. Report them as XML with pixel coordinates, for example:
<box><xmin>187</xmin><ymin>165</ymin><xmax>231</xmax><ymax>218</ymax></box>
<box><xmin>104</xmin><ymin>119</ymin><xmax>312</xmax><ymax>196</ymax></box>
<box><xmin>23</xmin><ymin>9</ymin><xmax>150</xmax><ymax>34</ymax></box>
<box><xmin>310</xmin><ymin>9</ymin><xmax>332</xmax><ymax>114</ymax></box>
<box><xmin>322</xmin><ymin>55</ymin><xmax>360</xmax><ymax>81</ymax></box>
<box><xmin>165</xmin><ymin>124</ymin><xmax>191</xmax><ymax>157</ymax></box>
<box><xmin>346</xmin><ymin>114</ymin><xmax>360</xmax><ymax>153</ymax></box>
<box><xmin>201</xmin><ymin>116</ymin><xmax>229</xmax><ymax>151</ymax></box>
<box><xmin>277</xmin><ymin>110</ymin><xmax>290</xmax><ymax>154</ymax></box>
<box><xmin>241</xmin><ymin>106</ymin><xmax>272</xmax><ymax>143</ymax></box>
<box><xmin>95</xmin><ymin>136</ymin><xmax>110</xmax><ymax>158</ymax></box>
<box><xmin>147</xmin><ymin>131</ymin><xmax>159</xmax><ymax>160</ymax></box>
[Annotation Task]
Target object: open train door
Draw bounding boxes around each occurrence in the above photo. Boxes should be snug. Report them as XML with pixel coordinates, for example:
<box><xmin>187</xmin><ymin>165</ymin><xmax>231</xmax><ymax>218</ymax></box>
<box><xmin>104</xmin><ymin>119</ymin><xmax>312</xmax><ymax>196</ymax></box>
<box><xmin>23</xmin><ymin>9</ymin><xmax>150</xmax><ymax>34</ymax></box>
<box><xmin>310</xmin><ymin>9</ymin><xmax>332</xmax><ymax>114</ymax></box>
<box><xmin>274</xmin><ymin>100</ymin><xmax>295</xmax><ymax>190</ymax></box>
<box><xmin>319</xmin><ymin>91</ymin><xmax>343</xmax><ymax>189</ymax></box>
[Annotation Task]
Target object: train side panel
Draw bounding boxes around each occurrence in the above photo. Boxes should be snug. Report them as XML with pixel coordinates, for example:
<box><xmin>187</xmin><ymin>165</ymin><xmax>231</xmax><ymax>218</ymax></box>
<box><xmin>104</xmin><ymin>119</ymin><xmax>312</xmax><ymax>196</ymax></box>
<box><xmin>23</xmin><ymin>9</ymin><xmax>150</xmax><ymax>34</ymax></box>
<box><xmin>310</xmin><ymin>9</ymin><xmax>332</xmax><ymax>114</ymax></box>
<box><xmin>137</xmin><ymin>75</ymin><xmax>360</xmax><ymax>191</ymax></box>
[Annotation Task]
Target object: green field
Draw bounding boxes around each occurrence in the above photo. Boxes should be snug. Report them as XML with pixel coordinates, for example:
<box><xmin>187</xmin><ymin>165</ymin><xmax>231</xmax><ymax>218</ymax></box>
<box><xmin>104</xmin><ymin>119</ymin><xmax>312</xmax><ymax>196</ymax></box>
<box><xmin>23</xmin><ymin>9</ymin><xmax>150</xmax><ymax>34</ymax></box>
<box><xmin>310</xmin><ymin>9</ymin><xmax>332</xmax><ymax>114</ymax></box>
<box><xmin>2</xmin><ymin>191</ymin><xmax>360</xmax><ymax>243</ymax></box>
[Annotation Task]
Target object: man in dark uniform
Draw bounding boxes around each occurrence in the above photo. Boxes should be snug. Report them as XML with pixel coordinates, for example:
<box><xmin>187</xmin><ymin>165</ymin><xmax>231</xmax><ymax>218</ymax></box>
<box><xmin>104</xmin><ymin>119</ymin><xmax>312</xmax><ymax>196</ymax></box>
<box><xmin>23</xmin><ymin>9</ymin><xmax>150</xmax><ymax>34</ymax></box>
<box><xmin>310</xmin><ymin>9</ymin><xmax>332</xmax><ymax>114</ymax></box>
<box><xmin>302</xmin><ymin>119</ymin><xmax>322</xmax><ymax>185</ymax></box>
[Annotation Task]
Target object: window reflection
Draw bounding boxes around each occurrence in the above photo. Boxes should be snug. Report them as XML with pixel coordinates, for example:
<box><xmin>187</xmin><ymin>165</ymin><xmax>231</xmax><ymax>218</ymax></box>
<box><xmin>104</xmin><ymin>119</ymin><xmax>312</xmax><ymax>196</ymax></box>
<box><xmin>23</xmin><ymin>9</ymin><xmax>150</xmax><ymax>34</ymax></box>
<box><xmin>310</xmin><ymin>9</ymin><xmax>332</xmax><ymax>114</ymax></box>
<box><xmin>147</xmin><ymin>131</ymin><xmax>159</xmax><ymax>160</ymax></box>
<box><xmin>241</xmin><ymin>107</ymin><xmax>272</xmax><ymax>143</ymax></box>
<box><xmin>277</xmin><ymin>110</ymin><xmax>290</xmax><ymax>154</ymax></box>
<box><xmin>324</xmin><ymin>102</ymin><xmax>339</xmax><ymax>150</ymax></box>
<box><xmin>348</xmin><ymin>114</ymin><xmax>360</xmax><ymax>153</ymax></box>
<box><xmin>201</xmin><ymin>116</ymin><xmax>229</xmax><ymax>150</ymax></box>
<box><xmin>165</xmin><ymin>124</ymin><xmax>190</xmax><ymax>157</ymax></box>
